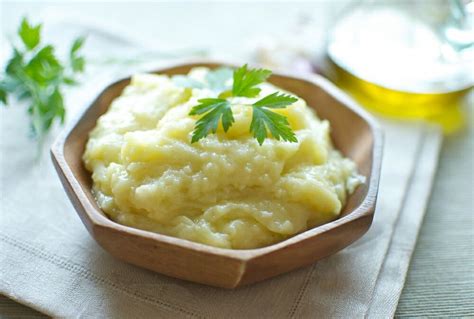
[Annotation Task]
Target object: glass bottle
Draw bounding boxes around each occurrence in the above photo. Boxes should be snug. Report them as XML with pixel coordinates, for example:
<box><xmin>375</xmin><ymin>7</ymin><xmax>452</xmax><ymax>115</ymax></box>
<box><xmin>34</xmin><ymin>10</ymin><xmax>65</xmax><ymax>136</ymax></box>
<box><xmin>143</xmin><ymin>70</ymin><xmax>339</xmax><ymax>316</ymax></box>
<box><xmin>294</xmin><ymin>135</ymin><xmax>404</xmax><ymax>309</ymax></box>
<box><xmin>323</xmin><ymin>0</ymin><xmax>474</xmax><ymax>132</ymax></box>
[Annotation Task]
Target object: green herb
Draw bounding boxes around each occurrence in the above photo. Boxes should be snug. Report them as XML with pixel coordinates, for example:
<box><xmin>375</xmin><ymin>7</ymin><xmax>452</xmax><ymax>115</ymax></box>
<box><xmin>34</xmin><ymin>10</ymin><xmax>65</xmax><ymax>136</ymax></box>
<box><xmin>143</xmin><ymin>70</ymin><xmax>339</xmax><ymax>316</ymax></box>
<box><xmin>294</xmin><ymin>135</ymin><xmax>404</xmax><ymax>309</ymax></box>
<box><xmin>188</xmin><ymin>64</ymin><xmax>298</xmax><ymax>145</ymax></box>
<box><xmin>18</xmin><ymin>18</ymin><xmax>41</xmax><ymax>50</ymax></box>
<box><xmin>189</xmin><ymin>98</ymin><xmax>234</xmax><ymax>143</ymax></box>
<box><xmin>0</xmin><ymin>17</ymin><xmax>86</xmax><ymax>147</ymax></box>
<box><xmin>250</xmin><ymin>92</ymin><xmax>298</xmax><ymax>145</ymax></box>
<box><xmin>232</xmin><ymin>64</ymin><xmax>271</xmax><ymax>98</ymax></box>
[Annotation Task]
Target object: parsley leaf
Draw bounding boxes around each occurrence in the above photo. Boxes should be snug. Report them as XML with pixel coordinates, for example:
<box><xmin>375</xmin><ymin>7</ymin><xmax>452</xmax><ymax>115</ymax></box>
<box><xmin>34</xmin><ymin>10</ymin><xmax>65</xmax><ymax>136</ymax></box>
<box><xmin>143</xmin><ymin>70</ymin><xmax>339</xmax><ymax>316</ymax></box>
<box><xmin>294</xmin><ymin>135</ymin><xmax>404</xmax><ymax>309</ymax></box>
<box><xmin>25</xmin><ymin>45</ymin><xmax>62</xmax><ymax>84</ymax></box>
<box><xmin>189</xmin><ymin>98</ymin><xmax>234</xmax><ymax>143</ymax></box>
<box><xmin>250</xmin><ymin>93</ymin><xmax>298</xmax><ymax>145</ymax></box>
<box><xmin>5</xmin><ymin>48</ymin><xmax>24</xmax><ymax>77</ymax></box>
<box><xmin>70</xmin><ymin>36</ymin><xmax>85</xmax><ymax>54</ymax></box>
<box><xmin>0</xmin><ymin>87</ymin><xmax>6</xmax><ymax>104</ymax></box>
<box><xmin>70</xmin><ymin>36</ymin><xmax>86</xmax><ymax>72</ymax></box>
<box><xmin>232</xmin><ymin>64</ymin><xmax>271</xmax><ymax>98</ymax></box>
<box><xmin>19</xmin><ymin>18</ymin><xmax>41</xmax><ymax>50</ymax></box>
<box><xmin>253</xmin><ymin>92</ymin><xmax>298</xmax><ymax>109</ymax></box>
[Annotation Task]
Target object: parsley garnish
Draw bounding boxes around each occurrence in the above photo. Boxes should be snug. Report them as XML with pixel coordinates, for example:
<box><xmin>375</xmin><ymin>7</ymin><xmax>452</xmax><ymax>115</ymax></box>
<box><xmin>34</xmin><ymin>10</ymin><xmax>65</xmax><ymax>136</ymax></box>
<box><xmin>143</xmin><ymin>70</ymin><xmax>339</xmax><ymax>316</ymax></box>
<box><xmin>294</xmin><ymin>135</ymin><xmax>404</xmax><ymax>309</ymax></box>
<box><xmin>232</xmin><ymin>64</ymin><xmax>272</xmax><ymax>98</ymax></box>
<box><xmin>251</xmin><ymin>92</ymin><xmax>298</xmax><ymax>145</ymax></box>
<box><xmin>189</xmin><ymin>98</ymin><xmax>234</xmax><ymax>143</ymax></box>
<box><xmin>0</xmin><ymin>17</ymin><xmax>86</xmax><ymax>147</ymax></box>
<box><xmin>188</xmin><ymin>64</ymin><xmax>298</xmax><ymax>145</ymax></box>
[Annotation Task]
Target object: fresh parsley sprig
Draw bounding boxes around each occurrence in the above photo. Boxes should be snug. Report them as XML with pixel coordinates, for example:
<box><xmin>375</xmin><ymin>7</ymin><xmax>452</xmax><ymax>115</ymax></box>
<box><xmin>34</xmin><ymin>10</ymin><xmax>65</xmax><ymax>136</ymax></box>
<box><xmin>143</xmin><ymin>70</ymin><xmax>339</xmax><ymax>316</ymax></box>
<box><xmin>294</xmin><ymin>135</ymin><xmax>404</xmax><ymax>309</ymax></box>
<box><xmin>0</xmin><ymin>17</ymin><xmax>86</xmax><ymax>147</ymax></box>
<box><xmin>188</xmin><ymin>64</ymin><xmax>298</xmax><ymax>145</ymax></box>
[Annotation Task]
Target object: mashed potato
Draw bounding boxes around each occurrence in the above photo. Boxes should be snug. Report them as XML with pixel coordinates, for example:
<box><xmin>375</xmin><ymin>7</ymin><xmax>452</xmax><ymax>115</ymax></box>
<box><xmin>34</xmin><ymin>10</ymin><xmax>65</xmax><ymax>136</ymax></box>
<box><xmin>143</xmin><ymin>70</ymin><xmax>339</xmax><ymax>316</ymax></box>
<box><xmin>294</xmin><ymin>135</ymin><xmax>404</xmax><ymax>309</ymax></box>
<box><xmin>83</xmin><ymin>67</ymin><xmax>363</xmax><ymax>249</ymax></box>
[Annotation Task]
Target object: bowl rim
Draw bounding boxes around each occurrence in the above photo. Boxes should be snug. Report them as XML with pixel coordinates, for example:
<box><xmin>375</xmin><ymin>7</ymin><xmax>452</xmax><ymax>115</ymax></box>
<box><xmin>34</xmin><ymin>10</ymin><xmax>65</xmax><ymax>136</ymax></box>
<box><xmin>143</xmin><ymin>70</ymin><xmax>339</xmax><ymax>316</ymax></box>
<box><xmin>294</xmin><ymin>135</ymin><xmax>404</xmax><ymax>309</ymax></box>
<box><xmin>51</xmin><ymin>60</ymin><xmax>383</xmax><ymax>261</ymax></box>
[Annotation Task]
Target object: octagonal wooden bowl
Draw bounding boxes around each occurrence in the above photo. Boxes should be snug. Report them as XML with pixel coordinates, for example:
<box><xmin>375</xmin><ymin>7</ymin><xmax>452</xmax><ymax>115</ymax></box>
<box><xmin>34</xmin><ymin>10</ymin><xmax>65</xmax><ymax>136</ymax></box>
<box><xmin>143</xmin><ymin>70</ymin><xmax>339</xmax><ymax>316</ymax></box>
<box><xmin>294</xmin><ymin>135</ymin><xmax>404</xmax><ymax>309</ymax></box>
<box><xmin>51</xmin><ymin>61</ymin><xmax>383</xmax><ymax>288</ymax></box>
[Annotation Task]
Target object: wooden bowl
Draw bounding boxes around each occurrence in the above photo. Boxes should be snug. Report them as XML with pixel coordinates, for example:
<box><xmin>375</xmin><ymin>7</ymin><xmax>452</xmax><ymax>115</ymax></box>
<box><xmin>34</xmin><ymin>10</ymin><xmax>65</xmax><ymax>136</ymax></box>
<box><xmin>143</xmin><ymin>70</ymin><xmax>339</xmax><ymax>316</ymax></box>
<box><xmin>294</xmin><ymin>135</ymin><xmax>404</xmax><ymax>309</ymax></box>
<box><xmin>51</xmin><ymin>62</ymin><xmax>383</xmax><ymax>288</ymax></box>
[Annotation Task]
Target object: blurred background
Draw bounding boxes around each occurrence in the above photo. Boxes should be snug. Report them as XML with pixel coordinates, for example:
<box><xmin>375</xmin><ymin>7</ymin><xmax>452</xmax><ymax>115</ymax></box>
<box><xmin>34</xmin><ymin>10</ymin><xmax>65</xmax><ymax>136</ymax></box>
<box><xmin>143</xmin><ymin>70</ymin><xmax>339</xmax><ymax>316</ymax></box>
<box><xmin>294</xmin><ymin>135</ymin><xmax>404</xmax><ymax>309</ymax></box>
<box><xmin>2</xmin><ymin>0</ymin><xmax>472</xmax><ymax>130</ymax></box>
<box><xmin>1</xmin><ymin>0</ymin><xmax>473</xmax><ymax>317</ymax></box>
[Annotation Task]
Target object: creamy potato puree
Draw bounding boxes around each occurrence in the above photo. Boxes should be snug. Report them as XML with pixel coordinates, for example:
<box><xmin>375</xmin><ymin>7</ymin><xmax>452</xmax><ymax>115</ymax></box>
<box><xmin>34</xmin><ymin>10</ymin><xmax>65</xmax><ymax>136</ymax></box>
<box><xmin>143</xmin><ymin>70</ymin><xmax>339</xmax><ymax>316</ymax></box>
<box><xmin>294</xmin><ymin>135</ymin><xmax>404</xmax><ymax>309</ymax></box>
<box><xmin>83</xmin><ymin>68</ymin><xmax>364</xmax><ymax>249</ymax></box>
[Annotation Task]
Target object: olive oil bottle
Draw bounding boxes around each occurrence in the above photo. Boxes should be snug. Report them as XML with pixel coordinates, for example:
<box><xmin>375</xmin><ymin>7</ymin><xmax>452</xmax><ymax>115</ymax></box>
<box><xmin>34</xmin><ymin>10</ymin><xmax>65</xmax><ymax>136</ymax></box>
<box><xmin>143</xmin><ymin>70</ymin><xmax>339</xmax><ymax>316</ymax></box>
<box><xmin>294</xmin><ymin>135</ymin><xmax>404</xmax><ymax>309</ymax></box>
<box><xmin>323</xmin><ymin>0</ymin><xmax>474</xmax><ymax>133</ymax></box>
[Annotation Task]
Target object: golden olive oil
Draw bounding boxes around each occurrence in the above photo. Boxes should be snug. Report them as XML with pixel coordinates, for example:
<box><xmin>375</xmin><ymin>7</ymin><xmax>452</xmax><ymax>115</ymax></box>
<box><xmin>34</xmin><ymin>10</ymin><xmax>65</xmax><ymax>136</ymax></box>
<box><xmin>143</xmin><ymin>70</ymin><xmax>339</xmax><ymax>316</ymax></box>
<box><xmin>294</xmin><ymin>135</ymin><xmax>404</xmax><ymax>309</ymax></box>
<box><xmin>325</xmin><ymin>57</ymin><xmax>472</xmax><ymax>133</ymax></box>
<box><xmin>324</xmin><ymin>3</ymin><xmax>474</xmax><ymax>133</ymax></box>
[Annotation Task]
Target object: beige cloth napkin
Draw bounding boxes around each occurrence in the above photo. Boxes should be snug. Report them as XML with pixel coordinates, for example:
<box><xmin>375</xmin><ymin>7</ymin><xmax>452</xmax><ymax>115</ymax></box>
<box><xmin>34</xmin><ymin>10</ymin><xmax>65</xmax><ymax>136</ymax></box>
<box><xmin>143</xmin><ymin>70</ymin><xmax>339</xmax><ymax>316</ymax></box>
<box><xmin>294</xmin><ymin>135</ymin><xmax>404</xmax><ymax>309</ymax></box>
<box><xmin>0</xmin><ymin>67</ymin><xmax>442</xmax><ymax>318</ymax></box>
